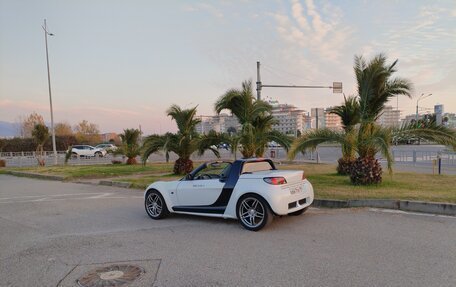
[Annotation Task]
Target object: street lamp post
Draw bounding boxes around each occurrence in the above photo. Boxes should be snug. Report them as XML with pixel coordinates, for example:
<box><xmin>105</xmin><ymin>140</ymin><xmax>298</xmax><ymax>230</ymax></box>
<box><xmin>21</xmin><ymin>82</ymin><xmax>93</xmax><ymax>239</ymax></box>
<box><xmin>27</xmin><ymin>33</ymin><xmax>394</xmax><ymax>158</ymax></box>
<box><xmin>42</xmin><ymin>19</ymin><xmax>58</xmax><ymax>165</ymax></box>
<box><xmin>416</xmin><ymin>93</ymin><xmax>432</xmax><ymax>121</ymax></box>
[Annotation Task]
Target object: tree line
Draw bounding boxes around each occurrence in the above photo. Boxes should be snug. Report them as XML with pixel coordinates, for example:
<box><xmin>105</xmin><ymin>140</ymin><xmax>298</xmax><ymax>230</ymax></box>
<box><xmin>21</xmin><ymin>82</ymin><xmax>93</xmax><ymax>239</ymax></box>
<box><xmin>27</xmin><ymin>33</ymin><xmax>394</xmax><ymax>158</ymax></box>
<box><xmin>0</xmin><ymin>117</ymin><xmax>119</xmax><ymax>152</ymax></box>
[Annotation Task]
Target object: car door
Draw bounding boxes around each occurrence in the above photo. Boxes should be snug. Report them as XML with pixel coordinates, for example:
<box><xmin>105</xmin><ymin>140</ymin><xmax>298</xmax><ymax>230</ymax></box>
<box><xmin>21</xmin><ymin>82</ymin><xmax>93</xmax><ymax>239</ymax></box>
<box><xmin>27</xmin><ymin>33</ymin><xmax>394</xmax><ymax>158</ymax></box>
<box><xmin>175</xmin><ymin>162</ymin><xmax>230</xmax><ymax>206</ymax></box>
<box><xmin>176</xmin><ymin>179</ymin><xmax>224</xmax><ymax>206</ymax></box>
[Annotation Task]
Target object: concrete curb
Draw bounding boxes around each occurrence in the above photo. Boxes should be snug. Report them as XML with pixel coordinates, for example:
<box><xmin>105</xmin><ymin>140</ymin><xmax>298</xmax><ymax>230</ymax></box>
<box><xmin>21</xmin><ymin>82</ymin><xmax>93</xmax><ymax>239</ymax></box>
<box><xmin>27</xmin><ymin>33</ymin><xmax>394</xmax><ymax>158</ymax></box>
<box><xmin>313</xmin><ymin>199</ymin><xmax>456</xmax><ymax>216</ymax></box>
<box><xmin>99</xmin><ymin>180</ymin><xmax>132</xmax><ymax>188</ymax></box>
<box><xmin>6</xmin><ymin>171</ymin><xmax>65</xmax><ymax>181</ymax></box>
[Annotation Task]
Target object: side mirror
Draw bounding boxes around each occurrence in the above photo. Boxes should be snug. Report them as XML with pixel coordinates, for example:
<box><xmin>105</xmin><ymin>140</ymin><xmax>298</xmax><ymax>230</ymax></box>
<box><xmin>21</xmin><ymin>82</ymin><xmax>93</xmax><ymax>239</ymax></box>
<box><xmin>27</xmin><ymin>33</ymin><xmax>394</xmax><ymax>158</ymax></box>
<box><xmin>185</xmin><ymin>174</ymin><xmax>193</xmax><ymax>180</ymax></box>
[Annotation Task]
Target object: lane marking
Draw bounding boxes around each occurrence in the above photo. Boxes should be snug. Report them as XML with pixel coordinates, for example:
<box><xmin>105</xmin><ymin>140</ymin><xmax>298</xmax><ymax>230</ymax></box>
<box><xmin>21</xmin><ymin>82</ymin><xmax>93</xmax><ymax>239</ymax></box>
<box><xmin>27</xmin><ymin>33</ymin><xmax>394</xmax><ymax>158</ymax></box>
<box><xmin>0</xmin><ymin>192</ymin><xmax>108</xmax><ymax>200</ymax></box>
<box><xmin>369</xmin><ymin>208</ymin><xmax>456</xmax><ymax>219</ymax></box>
<box><xmin>0</xmin><ymin>195</ymin><xmax>143</xmax><ymax>204</ymax></box>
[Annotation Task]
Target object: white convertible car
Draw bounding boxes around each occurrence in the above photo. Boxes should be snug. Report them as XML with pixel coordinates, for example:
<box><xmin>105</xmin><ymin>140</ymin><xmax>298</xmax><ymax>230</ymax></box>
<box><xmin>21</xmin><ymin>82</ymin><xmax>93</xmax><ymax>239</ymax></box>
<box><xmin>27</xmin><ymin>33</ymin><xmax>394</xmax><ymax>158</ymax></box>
<box><xmin>144</xmin><ymin>158</ymin><xmax>314</xmax><ymax>231</ymax></box>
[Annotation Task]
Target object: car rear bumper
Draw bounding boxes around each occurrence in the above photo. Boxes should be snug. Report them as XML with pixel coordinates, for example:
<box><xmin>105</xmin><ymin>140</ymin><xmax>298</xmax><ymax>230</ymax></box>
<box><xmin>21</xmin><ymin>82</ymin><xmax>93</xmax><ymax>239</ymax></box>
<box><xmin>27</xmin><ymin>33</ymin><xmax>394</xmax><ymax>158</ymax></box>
<box><xmin>267</xmin><ymin>179</ymin><xmax>314</xmax><ymax>215</ymax></box>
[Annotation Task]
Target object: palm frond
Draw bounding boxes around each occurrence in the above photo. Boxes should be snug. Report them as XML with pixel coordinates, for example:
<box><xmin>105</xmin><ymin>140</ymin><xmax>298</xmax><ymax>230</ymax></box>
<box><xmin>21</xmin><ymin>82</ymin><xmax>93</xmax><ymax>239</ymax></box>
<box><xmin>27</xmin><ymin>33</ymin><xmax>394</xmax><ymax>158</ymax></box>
<box><xmin>355</xmin><ymin>54</ymin><xmax>412</xmax><ymax>123</ymax></box>
<box><xmin>330</xmin><ymin>95</ymin><xmax>360</xmax><ymax>131</ymax></box>
<box><xmin>141</xmin><ymin>133</ymin><xmax>177</xmax><ymax>164</ymax></box>
<box><xmin>393</xmin><ymin>122</ymin><xmax>456</xmax><ymax>149</ymax></box>
<box><xmin>288</xmin><ymin>129</ymin><xmax>347</xmax><ymax>160</ymax></box>
<box><xmin>361</xmin><ymin>126</ymin><xmax>393</xmax><ymax>173</ymax></box>
<box><xmin>167</xmin><ymin>104</ymin><xmax>200</xmax><ymax>135</ymax></box>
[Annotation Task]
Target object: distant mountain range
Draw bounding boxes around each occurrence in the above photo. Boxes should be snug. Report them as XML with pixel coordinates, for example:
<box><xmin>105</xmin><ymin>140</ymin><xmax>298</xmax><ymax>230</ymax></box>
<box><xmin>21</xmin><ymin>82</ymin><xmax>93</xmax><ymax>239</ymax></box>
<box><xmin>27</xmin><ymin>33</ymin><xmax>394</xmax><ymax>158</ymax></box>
<box><xmin>0</xmin><ymin>121</ymin><xmax>19</xmax><ymax>137</ymax></box>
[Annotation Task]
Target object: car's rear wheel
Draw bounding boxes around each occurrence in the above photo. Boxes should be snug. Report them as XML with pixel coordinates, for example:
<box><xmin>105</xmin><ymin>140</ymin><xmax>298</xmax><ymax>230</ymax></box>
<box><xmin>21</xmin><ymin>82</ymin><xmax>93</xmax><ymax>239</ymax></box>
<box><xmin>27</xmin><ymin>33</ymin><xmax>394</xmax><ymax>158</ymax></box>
<box><xmin>95</xmin><ymin>151</ymin><xmax>103</xmax><ymax>157</ymax></box>
<box><xmin>71</xmin><ymin>152</ymin><xmax>78</xmax><ymax>158</ymax></box>
<box><xmin>289</xmin><ymin>206</ymin><xmax>308</xmax><ymax>216</ymax></box>
<box><xmin>145</xmin><ymin>190</ymin><xmax>169</xmax><ymax>220</ymax></box>
<box><xmin>237</xmin><ymin>195</ymin><xmax>273</xmax><ymax>231</ymax></box>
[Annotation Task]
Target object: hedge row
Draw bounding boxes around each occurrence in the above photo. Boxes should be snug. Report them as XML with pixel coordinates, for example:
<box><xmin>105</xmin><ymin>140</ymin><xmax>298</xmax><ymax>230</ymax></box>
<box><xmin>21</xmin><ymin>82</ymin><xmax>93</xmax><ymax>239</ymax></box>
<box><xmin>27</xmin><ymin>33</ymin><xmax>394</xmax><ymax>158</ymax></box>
<box><xmin>0</xmin><ymin>136</ymin><xmax>79</xmax><ymax>152</ymax></box>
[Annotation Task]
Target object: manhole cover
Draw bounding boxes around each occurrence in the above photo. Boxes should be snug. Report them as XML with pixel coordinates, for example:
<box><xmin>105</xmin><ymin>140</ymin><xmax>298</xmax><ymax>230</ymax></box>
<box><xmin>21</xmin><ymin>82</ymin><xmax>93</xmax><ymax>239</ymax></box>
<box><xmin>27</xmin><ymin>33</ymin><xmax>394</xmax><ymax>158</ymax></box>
<box><xmin>77</xmin><ymin>264</ymin><xmax>144</xmax><ymax>287</ymax></box>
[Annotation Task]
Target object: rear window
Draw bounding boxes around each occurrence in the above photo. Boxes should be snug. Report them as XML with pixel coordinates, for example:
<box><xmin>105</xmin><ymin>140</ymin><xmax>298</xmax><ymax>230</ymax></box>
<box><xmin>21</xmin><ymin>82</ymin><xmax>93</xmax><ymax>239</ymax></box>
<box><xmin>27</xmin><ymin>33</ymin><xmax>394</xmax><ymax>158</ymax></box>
<box><xmin>242</xmin><ymin>161</ymin><xmax>274</xmax><ymax>173</ymax></box>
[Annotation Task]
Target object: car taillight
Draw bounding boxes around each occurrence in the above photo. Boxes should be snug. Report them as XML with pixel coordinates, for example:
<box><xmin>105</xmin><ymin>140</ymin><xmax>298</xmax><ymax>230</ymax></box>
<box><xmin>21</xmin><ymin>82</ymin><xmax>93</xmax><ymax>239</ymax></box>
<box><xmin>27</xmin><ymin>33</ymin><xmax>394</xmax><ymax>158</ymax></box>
<box><xmin>263</xmin><ymin>177</ymin><xmax>287</xmax><ymax>185</ymax></box>
<box><xmin>302</xmin><ymin>173</ymin><xmax>306</xmax><ymax>180</ymax></box>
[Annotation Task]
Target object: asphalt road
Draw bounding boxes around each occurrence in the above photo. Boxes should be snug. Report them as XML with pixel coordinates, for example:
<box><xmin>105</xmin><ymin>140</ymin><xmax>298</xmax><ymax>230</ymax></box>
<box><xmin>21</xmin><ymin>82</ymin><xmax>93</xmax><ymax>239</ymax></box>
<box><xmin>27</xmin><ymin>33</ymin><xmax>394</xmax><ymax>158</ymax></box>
<box><xmin>1</xmin><ymin>175</ymin><xmax>455</xmax><ymax>287</ymax></box>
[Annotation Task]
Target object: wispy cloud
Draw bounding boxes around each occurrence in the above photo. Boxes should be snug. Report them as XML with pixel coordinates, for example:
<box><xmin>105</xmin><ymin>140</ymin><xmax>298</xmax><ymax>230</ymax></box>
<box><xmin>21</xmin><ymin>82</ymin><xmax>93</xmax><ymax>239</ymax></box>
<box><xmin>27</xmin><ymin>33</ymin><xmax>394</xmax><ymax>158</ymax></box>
<box><xmin>273</xmin><ymin>0</ymin><xmax>353</xmax><ymax>62</ymax></box>
<box><xmin>182</xmin><ymin>2</ymin><xmax>224</xmax><ymax>18</ymax></box>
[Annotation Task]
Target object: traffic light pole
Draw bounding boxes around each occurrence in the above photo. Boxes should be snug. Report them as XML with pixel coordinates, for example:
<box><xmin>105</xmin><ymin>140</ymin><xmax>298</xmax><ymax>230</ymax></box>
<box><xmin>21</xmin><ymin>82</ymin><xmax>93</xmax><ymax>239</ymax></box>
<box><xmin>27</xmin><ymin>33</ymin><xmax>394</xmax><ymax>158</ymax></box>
<box><xmin>256</xmin><ymin>61</ymin><xmax>342</xmax><ymax>100</ymax></box>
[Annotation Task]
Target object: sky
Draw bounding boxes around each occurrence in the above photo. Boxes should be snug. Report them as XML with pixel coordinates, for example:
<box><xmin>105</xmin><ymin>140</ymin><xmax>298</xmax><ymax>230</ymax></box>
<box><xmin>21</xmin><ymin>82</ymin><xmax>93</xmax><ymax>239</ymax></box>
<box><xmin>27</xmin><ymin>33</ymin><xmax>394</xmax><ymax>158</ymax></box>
<box><xmin>1</xmin><ymin>0</ymin><xmax>455</xmax><ymax>134</ymax></box>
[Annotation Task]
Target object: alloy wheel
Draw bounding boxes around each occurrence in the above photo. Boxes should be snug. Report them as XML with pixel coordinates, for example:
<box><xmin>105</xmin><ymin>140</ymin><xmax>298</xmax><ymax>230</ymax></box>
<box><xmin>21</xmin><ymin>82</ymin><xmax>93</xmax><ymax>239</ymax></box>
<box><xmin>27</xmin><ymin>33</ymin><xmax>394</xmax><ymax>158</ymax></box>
<box><xmin>239</xmin><ymin>197</ymin><xmax>265</xmax><ymax>229</ymax></box>
<box><xmin>146</xmin><ymin>193</ymin><xmax>163</xmax><ymax>217</ymax></box>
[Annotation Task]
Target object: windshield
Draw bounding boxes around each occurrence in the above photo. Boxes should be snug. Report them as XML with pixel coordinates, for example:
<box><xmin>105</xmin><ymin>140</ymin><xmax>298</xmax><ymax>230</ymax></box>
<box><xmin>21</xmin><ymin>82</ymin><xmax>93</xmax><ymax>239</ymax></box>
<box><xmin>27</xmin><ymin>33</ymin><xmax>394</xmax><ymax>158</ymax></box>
<box><xmin>193</xmin><ymin>162</ymin><xmax>232</xmax><ymax>180</ymax></box>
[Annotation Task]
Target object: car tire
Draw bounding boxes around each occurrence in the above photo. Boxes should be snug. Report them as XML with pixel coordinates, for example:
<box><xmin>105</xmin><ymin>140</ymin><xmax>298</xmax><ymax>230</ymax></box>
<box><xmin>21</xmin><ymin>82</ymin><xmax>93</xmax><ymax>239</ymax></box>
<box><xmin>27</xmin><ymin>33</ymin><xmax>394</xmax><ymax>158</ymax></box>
<box><xmin>289</xmin><ymin>206</ymin><xmax>308</xmax><ymax>216</ymax></box>
<box><xmin>95</xmin><ymin>151</ymin><xmax>103</xmax><ymax>157</ymax></box>
<box><xmin>237</xmin><ymin>194</ymin><xmax>273</xmax><ymax>231</ymax></box>
<box><xmin>71</xmin><ymin>152</ymin><xmax>78</xmax><ymax>158</ymax></box>
<box><xmin>145</xmin><ymin>190</ymin><xmax>169</xmax><ymax>220</ymax></box>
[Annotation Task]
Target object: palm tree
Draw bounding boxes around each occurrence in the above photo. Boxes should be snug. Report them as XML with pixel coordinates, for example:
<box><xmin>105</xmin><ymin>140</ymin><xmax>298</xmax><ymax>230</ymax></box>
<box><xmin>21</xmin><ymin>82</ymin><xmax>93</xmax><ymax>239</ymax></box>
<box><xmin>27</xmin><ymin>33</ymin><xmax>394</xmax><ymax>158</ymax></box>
<box><xmin>32</xmin><ymin>123</ymin><xmax>49</xmax><ymax>166</ymax></box>
<box><xmin>116</xmin><ymin>128</ymin><xmax>142</xmax><ymax>165</ymax></box>
<box><xmin>141</xmin><ymin>105</ymin><xmax>223</xmax><ymax>175</ymax></box>
<box><xmin>330</xmin><ymin>95</ymin><xmax>360</xmax><ymax>174</ymax></box>
<box><xmin>215</xmin><ymin>80</ymin><xmax>291</xmax><ymax>158</ymax></box>
<box><xmin>350</xmin><ymin>54</ymin><xmax>412</xmax><ymax>184</ymax></box>
<box><xmin>289</xmin><ymin>53</ymin><xmax>456</xmax><ymax>185</ymax></box>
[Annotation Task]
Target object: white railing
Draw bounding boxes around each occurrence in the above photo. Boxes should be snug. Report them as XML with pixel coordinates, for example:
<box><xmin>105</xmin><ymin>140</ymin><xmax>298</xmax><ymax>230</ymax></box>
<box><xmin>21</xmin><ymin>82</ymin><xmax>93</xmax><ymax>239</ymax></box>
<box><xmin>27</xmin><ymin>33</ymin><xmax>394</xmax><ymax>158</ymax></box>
<box><xmin>392</xmin><ymin>150</ymin><xmax>456</xmax><ymax>165</ymax></box>
<box><xmin>0</xmin><ymin>151</ymin><xmax>124</xmax><ymax>167</ymax></box>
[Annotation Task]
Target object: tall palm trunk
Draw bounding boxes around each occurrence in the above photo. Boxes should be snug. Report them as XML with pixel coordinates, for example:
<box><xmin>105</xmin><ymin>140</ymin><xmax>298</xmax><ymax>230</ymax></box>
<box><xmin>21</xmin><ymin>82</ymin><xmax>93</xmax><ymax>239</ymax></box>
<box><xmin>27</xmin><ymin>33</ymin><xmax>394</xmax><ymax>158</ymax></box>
<box><xmin>337</xmin><ymin>129</ymin><xmax>357</xmax><ymax>175</ymax></box>
<box><xmin>350</xmin><ymin>122</ymin><xmax>383</xmax><ymax>184</ymax></box>
<box><xmin>173</xmin><ymin>157</ymin><xmax>193</xmax><ymax>175</ymax></box>
<box><xmin>350</xmin><ymin>156</ymin><xmax>382</xmax><ymax>185</ymax></box>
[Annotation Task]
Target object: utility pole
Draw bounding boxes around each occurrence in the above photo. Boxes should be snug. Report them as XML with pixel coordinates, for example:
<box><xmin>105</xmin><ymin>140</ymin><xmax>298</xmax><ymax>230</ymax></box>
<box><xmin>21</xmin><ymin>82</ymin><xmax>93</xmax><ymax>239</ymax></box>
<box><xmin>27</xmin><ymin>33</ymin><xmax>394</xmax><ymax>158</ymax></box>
<box><xmin>43</xmin><ymin>19</ymin><xmax>58</xmax><ymax>165</ymax></box>
<box><xmin>416</xmin><ymin>93</ymin><xmax>432</xmax><ymax>121</ymax></box>
<box><xmin>256</xmin><ymin>61</ymin><xmax>261</xmax><ymax>100</ymax></box>
<box><xmin>315</xmin><ymin>108</ymin><xmax>320</xmax><ymax>163</ymax></box>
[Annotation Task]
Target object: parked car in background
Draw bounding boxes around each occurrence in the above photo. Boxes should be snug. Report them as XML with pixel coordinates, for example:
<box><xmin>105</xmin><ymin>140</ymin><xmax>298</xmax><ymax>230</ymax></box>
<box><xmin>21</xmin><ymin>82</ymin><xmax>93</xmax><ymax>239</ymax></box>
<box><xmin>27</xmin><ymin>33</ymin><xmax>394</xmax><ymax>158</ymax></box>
<box><xmin>95</xmin><ymin>143</ymin><xmax>118</xmax><ymax>152</ymax></box>
<box><xmin>71</xmin><ymin>145</ymin><xmax>107</xmax><ymax>157</ymax></box>
<box><xmin>144</xmin><ymin>158</ymin><xmax>314</xmax><ymax>231</ymax></box>
<box><xmin>217</xmin><ymin>143</ymin><xmax>230</xmax><ymax>150</ymax></box>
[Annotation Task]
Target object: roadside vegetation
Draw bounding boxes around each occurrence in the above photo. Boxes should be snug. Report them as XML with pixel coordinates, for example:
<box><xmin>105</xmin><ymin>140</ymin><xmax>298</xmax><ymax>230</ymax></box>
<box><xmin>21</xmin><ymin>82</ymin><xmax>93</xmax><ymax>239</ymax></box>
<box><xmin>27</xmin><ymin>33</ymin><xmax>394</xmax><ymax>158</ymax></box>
<box><xmin>289</xmin><ymin>54</ymin><xmax>456</xmax><ymax>185</ymax></box>
<box><xmin>5</xmin><ymin>163</ymin><xmax>173</xmax><ymax>180</ymax></box>
<box><xmin>141</xmin><ymin>105</ymin><xmax>223</xmax><ymax>174</ymax></box>
<box><xmin>32</xmin><ymin>123</ymin><xmax>49</xmax><ymax>166</ymax></box>
<box><xmin>279</xmin><ymin>163</ymin><xmax>456</xmax><ymax>203</ymax></box>
<box><xmin>114</xmin><ymin>128</ymin><xmax>142</xmax><ymax>165</ymax></box>
<box><xmin>214</xmin><ymin>80</ymin><xmax>291</xmax><ymax>158</ymax></box>
<box><xmin>4</xmin><ymin>162</ymin><xmax>455</xmax><ymax>203</ymax></box>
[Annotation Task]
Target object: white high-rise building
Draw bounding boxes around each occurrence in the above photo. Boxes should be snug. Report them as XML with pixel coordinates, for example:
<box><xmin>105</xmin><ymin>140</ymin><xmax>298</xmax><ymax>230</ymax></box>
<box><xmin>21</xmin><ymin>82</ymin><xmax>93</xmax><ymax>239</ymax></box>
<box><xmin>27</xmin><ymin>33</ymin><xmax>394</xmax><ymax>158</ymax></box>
<box><xmin>324</xmin><ymin>107</ymin><xmax>343</xmax><ymax>131</ymax></box>
<box><xmin>270</xmin><ymin>102</ymin><xmax>309</xmax><ymax>136</ymax></box>
<box><xmin>377</xmin><ymin>106</ymin><xmax>401</xmax><ymax>127</ymax></box>
<box><xmin>195</xmin><ymin>114</ymin><xmax>240</xmax><ymax>134</ymax></box>
<box><xmin>311</xmin><ymin>108</ymin><xmax>325</xmax><ymax>129</ymax></box>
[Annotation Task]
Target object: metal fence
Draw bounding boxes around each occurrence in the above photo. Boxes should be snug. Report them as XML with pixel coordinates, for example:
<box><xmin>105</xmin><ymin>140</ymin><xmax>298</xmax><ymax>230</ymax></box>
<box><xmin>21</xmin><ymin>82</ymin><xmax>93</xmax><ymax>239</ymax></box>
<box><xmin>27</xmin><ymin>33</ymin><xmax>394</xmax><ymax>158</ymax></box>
<box><xmin>0</xmin><ymin>148</ymin><xmax>320</xmax><ymax>168</ymax></box>
<box><xmin>4</xmin><ymin>148</ymin><xmax>453</xmax><ymax>168</ymax></box>
<box><xmin>0</xmin><ymin>151</ymin><xmax>115</xmax><ymax>167</ymax></box>
<box><xmin>392</xmin><ymin>150</ymin><xmax>456</xmax><ymax>165</ymax></box>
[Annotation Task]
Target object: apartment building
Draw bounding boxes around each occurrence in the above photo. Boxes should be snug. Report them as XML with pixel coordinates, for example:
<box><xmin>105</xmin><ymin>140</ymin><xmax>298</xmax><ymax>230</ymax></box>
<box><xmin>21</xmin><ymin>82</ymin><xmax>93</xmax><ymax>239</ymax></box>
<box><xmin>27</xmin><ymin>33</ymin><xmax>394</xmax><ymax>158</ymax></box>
<box><xmin>195</xmin><ymin>114</ymin><xmax>240</xmax><ymax>134</ymax></box>
<box><xmin>271</xmin><ymin>102</ymin><xmax>309</xmax><ymax>136</ymax></box>
<box><xmin>377</xmin><ymin>106</ymin><xmax>401</xmax><ymax>127</ymax></box>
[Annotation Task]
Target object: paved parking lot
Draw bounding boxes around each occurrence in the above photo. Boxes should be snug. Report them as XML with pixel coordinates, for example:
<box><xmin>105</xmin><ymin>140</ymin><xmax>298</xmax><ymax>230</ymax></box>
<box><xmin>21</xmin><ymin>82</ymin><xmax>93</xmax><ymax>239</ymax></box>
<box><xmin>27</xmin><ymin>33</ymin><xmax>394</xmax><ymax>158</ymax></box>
<box><xmin>1</xmin><ymin>174</ymin><xmax>455</xmax><ymax>287</ymax></box>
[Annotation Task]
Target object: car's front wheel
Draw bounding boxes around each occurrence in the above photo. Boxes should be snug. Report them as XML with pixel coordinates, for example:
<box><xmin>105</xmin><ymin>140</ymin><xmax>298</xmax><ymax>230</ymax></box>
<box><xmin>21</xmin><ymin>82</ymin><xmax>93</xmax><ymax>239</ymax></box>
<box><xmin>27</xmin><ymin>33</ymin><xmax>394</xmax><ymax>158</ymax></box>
<box><xmin>237</xmin><ymin>195</ymin><xmax>273</xmax><ymax>231</ymax></box>
<box><xmin>145</xmin><ymin>190</ymin><xmax>169</xmax><ymax>220</ymax></box>
<box><xmin>95</xmin><ymin>151</ymin><xmax>103</xmax><ymax>157</ymax></box>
